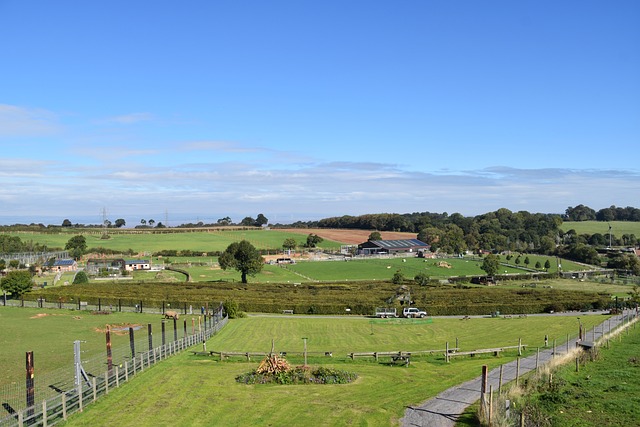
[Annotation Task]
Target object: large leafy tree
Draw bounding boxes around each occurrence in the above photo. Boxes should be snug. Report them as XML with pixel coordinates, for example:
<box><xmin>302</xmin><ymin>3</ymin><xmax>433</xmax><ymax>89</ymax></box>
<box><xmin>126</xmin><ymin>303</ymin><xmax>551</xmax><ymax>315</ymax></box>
<box><xmin>255</xmin><ymin>213</ymin><xmax>269</xmax><ymax>227</ymax></box>
<box><xmin>1</xmin><ymin>270</ymin><xmax>34</xmax><ymax>297</ymax></box>
<box><xmin>282</xmin><ymin>238</ymin><xmax>297</xmax><ymax>252</ymax></box>
<box><xmin>305</xmin><ymin>234</ymin><xmax>323</xmax><ymax>248</ymax></box>
<box><xmin>218</xmin><ymin>240</ymin><xmax>264</xmax><ymax>284</ymax></box>
<box><xmin>65</xmin><ymin>235</ymin><xmax>87</xmax><ymax>260</ymax></box>
<box><xmin>368</xmin><ymin>231</ymin><xmax>382</xmax><ymax>241</ymax></box>
<box><xmin>481</xmin><ymin>254</ymin><xmax>501</xmax><ymax>277</ymax></box>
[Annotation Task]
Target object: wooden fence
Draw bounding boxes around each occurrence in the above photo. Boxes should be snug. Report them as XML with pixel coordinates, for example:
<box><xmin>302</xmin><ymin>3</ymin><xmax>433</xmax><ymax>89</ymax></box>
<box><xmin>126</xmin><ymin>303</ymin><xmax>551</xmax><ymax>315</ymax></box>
<box><xmin>0</xmin><ymin>316</ymin><xmax>228</xmax><ymax>427</ymax></box>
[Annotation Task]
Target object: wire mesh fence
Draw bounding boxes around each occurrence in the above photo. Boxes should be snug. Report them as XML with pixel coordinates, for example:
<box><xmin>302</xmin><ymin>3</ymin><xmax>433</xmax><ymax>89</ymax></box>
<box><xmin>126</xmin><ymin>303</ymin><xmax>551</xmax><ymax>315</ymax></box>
<box><xmin>0</xmin><ymin>304</ymin><xmax>227</xmax><ymax>427</ymax></box>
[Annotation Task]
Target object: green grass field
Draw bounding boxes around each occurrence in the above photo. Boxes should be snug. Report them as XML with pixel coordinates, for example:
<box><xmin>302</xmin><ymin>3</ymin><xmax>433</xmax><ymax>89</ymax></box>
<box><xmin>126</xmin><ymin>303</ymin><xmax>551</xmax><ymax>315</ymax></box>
<box><xmin>561</xmin><ymin>220</ymin><xmax>640</xmax><ymax>238</ymax></box>
<box><xmin>5</xmin><ymin>229</ymin><xmax>343</xmax><ymax>253</ymax></box>
<box><xmin>51</xmin><ymin>313</ymin><xmax>609</xmax><ymax>426</ymax></box>
<box><xmin>0</xmin><ymin>307</ymin><xmax>167</xmax><ymax>388</ymax></box>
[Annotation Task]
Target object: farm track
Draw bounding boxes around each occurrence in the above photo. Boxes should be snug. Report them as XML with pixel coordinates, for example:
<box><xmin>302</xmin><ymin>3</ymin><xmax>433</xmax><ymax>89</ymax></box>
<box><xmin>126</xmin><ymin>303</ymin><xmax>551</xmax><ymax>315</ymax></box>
<box><xmin>400</xmin><ymin>310</ymin><xmax>636</xmax><ymax>427</ymax></box>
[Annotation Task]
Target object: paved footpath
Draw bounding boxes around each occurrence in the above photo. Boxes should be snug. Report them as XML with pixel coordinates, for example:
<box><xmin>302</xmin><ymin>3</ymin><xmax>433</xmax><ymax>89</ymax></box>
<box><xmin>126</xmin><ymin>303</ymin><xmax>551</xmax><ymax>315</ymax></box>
<box><xmin>400</xmin><ymin>310</ymin><xmax>636</xmax><ymax>427</ymax></box>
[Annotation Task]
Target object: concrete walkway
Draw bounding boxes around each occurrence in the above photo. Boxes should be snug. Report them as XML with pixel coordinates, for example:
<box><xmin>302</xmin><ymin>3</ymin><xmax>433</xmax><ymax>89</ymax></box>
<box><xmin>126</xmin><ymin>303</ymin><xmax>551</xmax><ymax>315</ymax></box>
<box><xmin>400</xmin><ymin>310</ymin><xmax>636</xmax><ymax>427</ymax></box>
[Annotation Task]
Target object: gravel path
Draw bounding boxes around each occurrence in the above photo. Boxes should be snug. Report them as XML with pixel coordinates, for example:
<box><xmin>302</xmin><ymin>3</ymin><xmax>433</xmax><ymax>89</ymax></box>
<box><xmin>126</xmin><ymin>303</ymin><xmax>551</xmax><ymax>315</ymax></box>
<box><xmin>400</xmin><ymin>310</ymin><xmax>635</xmax><ymax>427</ymax></box>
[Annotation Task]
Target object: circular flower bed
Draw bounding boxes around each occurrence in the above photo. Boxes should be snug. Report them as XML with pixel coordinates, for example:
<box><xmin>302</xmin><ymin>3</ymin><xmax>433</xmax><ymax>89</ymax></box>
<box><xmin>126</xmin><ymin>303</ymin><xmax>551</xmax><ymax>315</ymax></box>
<box><xmin>235</xmin><ymin>354</ymin><xmax>357</xmax><ymax>385</ymax></box>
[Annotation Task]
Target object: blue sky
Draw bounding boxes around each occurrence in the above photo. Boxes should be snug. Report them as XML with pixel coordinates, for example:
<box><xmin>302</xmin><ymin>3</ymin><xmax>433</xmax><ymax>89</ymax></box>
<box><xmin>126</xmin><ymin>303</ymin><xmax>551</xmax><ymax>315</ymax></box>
<box><xmin>1</xmin><ymin>1</ymin><xmax>639</xmax><ymax>226</ymax></box>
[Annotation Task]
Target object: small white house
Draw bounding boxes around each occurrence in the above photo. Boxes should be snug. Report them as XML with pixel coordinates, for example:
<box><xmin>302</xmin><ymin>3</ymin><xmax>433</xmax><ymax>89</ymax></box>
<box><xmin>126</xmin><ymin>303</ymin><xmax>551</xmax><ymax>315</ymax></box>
<box><xmin>124</xmin><ymin>260</ymin><xmax>151</xmax><ymax>271</ymax></box>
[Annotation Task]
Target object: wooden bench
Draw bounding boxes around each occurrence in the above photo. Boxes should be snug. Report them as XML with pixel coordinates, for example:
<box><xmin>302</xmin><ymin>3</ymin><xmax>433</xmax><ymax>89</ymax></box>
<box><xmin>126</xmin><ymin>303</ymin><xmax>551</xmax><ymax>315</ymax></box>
<box><xmin>282</xmin><ymin>309</ymin><xmax>294</xmax><ymax>315</ymax></box>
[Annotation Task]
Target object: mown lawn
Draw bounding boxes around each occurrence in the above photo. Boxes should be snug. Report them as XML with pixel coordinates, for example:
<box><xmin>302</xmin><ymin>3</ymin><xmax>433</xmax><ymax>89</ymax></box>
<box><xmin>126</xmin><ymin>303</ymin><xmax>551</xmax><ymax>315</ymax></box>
<box><xmin>56</xmin><ymin>314</ymin><xmax>610</xmax><ymax>427</ymax></box>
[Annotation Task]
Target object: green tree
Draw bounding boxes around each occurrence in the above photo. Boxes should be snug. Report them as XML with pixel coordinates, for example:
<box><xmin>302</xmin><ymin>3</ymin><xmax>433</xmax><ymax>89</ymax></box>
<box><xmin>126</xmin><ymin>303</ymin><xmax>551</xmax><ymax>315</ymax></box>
<box><xmin>218</xmin><ymin>240</ymin><xmax>264</xmax><ymax>284</ymax></box>
<box><xmin>544</xmin><ymin>259</ymin><xmax>551</xmax><ymax>271</ymax></box>
<box><xmin>1</xmin><ymin>270</ymin><xmax>33</xmax><ymax>297</ymax></box>
<box><xmin>240</xmin><ymin>216</ymin><xmax>256</xmax><ymax>226</ymax></box>
<box><xmin>217</xmin><ymin>216</ymin><xmax>232</xmax><ymax>226</ymax></box>
<box><xmin>481</xmin><ymin>254</ymin><xmax>500</xmax><ymax>276</ymax></box>
<box><xmin>140</xmin><ymin>219</ymin><xmax>146</xmax><ymax>226</ymax></box>
<box><xmin>391</xmin><ymin>270</ymin><xmax>405</xmax><ymax>285</ymax></box>
<box><xmin>62</xmin><ymin>219</ymin><xmax>72</xmax><ymax>227</ymax></box>
<box><xmin>282</xmin><ymin>238</ymin><xmax>297</xmax><ymax>252</ymax></box>
<box><xmin>524</xmin><ymin>256</ymin><xmax>530</xmax><ymax>268</ymax></box>
<box><xmin>305</xmin><ymin>234</ymin><xmax>323</xmax><ymax>248</ymax></box>
<box><xmin>607</xmin><ymin>253</ymin><xmax>640</xmax><ymax>275</ymax></box>
<box><xmin>535</xmin><ymin>261</ymin><xmax>542</xmax><ymax>269</ymax></box>
<box><xmin>255</xmin><ymin>213</ymin><xmax>269</xmax><ymax>227</ymax></box>
<box><xmin>114</xmin><ymin>218</ymin><xmax>126</xmax><ymax>228</ymax></box>
<box><xmin>368</xmin><ymin>231</ymin><xmax>382</xmax><ymax>241</ymax></box>
<box><xmin>223</xmin><ymin>300</ymin><xmax>241</xmax><ymax>318</ymax></box>
<box><xmin>65</xmin><ymin>235</ymin><xmax>87</xmax><ymax>260</ymax></box>
<box><xmin>72</xmin><ymin>271</ymin><xmax>89</xmax><ymax>284</ymax></box>
<box><xmin>414</xmin><ymin>272</ymin><xmax>429</xmax><ymax>287</ymax></box>
<box><xmin>9</xmin><ymin>260</ymin><xmax>19</xmax><ymax>269</ymax></box>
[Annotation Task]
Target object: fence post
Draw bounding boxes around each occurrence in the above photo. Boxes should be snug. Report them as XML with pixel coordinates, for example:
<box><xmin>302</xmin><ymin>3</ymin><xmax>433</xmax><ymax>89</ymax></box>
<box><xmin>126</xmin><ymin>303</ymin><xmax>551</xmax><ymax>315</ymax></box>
<box><xmin>162</xmin><ymin>321</ymin><xmax>166</xmax><ymax>346</ymax></box>
<box><xmin>92</xmin><ymin>377</ymin><xmax>97</xmax><ymax>401</ymax></box>
<box><xmin>516</xmin><ymin>358</ymin><xmax>520</xmax><ymax>386</ymax></box>
<box><xmin>78</xmin><ymin>384</ymin><xmax>83</xmax><ymax>412</ymax></box>
<box><xmin>129</xmin><ymin>327</ymin><xmax>136</xmax><ymax>359</ymax></box>
<box><xmin>498</xmin><ymin>365</ymin><xmax>503</xmax><ymax>393</ymax></box>
<box><xmin>42</xmin><ymin>400</ymin><xmax>47</xmax><ymax>427</ymax></box>
<box><xmin>116</xmin><ymin>365</ymin><xmax>120</xmax><ymax>387</ymax></box>
<box><xmin>480</xmin><ymin>365</ymin><xmax>488</xmax><ymax>419</ymax></box>
<box><xmin>488</xmin><ymin>385</ymin><xmax>493</xmax><ymax>427</ymax></box>
<box><xmin>518</xmin><ymin>338</ymin><xmax>522</xmax><ymax>356</ymax></box>
<box><xmin>26</xmin><ymin>351</ymin><xmax>35</xmax><ymax>420</ymax></box>
<box><xmin>106</xmin><ymin>325</ymin><xmax>113</xmax><ymax>373</ymax></box>
<box><xmin>174</xmin><ymin>318</ymin><xmax>178</xmax><ymax>342</ymax></box>
<box><xmin>148</xmin><ymin>323</ymin><xmax>153</xmax><ymax>352</ymax></box>
<box><xmin>105</xmin><ymin>371</ymin><xmax>109</xmax><ymax>394</ymax></box>
<box><xmin>445</xmin><ymin>342</ymin><xmax>449</xmax><ymax>363</ymax></box>
<box><xmin>125</xmin><ymin>361</ymin><xmax>129</xmax><ymax>382</ymax></box>
<box><xmin>62</xmin><ymin>392</ymin><xmax>67</xmax><ymax>420</ymax></box>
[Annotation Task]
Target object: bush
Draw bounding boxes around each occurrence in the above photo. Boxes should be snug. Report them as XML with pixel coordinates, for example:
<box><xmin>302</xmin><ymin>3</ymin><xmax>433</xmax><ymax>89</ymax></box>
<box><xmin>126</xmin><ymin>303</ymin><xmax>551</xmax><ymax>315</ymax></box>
<box><xmin>72</xmin><ymin>271</ymin><xmax>89</xmax><ymax>284</ymax></box>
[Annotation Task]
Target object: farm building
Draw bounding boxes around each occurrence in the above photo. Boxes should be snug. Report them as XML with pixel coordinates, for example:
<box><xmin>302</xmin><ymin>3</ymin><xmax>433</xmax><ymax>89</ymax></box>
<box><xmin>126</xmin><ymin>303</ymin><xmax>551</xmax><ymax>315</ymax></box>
<box><xmin>85</xmin><ymin>258</ymin><xmax>126</xmax><ymax>275</ymax></box>
<box><xmin>125</xmin><ymin>259</ymin><xmax>151</xmax><ymax>271</ymax></box>
<box><xmin>357</xmin><ymin>239</ymin><xmax>430</xmax><ymax>255</ymax></box>
<box><xmin>49</xmin><ymin>259</ymin><xmax>78</xmax><ymax>272</ymax></box>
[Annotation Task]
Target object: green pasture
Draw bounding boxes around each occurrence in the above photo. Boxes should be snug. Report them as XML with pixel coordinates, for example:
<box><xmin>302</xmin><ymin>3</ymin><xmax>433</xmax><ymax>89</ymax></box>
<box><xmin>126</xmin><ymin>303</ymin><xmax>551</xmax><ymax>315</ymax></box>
<box><xmin>561</xmin><ymin>220</ymin><xmax>640</xmax><ymax>237</ymax></box>
<box><xmin>206</xmin><ymin>315</ymin><xmax>605</xmax><ymax>355</ymax></box>
<box><xmin>0</xmin><ymin>307</ymin><xmax>166</xmax><ymax>388</ymax></box>
<box><xmin>4</xmin><ymin>229</ymin><xmax>342</xmax><ymax>253</ymax></box>
<box><xmin>58</xmin><ymin>314</ymin><xmax>610</xmax><ymax>427</ymax></box>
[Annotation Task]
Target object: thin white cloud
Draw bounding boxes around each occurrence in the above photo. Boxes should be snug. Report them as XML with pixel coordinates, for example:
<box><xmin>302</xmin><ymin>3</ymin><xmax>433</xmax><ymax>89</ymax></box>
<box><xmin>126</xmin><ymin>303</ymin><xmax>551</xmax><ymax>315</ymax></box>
<box><xmin>0</xmin><ymin>104</ymin><xmax>61</xmax><ymax>136</ymax></box>
<box><xmin>101</xmin><ymin>112</ymin><xmax>154</xmax><ymax>124</ymax></box>
<box><xmin>181</xmin><ymin>140</ymin><xmax>263</xmax><ymax>153</ymax></box>
<box><xmin>1</xmin><ymin>155</ymin><xmax>639</xmax><ymax>223</ymax></box>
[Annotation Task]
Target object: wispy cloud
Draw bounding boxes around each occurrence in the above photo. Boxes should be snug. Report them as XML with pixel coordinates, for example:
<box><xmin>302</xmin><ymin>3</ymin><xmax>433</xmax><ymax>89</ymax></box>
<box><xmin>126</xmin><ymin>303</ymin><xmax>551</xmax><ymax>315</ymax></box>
<box><xmin>181</xmin><ymin>140</ymin><xmax>263</xmax><ymax>153</ymax></box>
<box><xmin>101</xmin><ymin>112</ymin><xmax>154</xmax><ymax>124</ymax></box>
<box><xmin>0</xmin><ymin>104</ymin><xmax>61</xmax><ymax>137</ymax></box>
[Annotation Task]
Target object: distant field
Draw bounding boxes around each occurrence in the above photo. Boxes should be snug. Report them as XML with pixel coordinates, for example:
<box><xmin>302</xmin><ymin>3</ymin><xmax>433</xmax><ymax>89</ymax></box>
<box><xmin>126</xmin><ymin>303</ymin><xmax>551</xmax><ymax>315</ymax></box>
<box><xmin>4</xmin><ymin>229</ymin><xmax>344</xmax><ymax>252</ymax></box>
<box><xmin>561</xmin><ymin>220</ymin><xmax>640</xmax><ymax>237</ymax></box>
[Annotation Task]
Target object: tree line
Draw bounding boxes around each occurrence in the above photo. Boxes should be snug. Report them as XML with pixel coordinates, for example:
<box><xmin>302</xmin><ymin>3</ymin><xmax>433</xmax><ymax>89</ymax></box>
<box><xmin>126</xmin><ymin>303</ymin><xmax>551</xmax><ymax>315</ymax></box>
<box><xmin>564</xmin><ymin>204</ymin><xmax>640</xmax><ymax>222</ymax></box>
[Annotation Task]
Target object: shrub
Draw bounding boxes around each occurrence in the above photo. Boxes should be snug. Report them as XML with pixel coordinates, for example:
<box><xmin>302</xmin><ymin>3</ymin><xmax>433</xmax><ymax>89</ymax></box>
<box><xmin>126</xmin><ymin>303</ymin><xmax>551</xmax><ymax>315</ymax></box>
<box><xmin>72</xmin><ymin>271</ymin><xmax>89</xmax><ymax>284</ymax></box>
<box><xmin>236</xmin><ymin>355</ymin><xmax>357</xmax><ymax>385</ymax></box>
